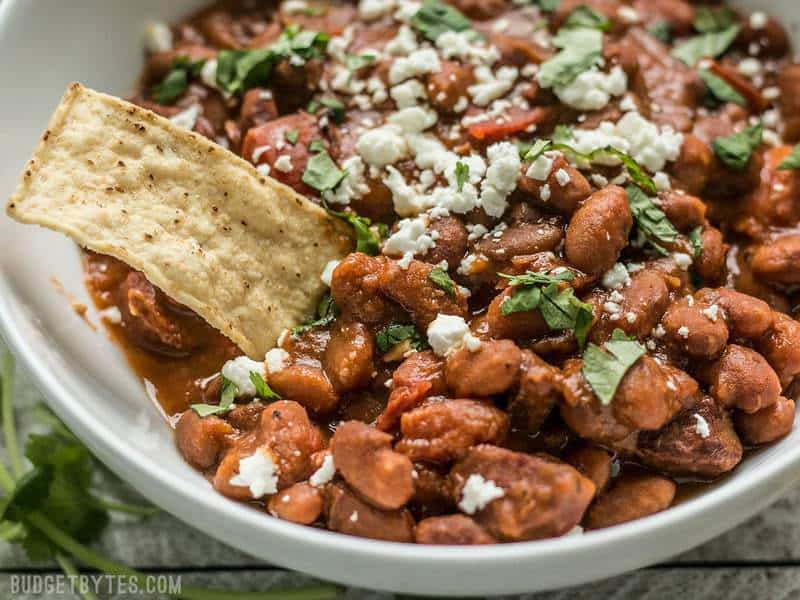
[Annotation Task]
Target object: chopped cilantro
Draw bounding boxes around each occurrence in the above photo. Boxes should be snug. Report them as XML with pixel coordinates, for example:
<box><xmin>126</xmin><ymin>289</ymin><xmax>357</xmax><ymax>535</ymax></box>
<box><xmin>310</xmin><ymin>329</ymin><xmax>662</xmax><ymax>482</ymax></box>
<box><xmin>537</xmin><ymin>0</ymin><xmax>561</xmax><ymax>10</ymax></box>
<box><xmin>429</xmin><ymin>267</ymin><xmax>456</xmax><ymax>298</ymax></box>
<box><xmin>712</xmin><ymin>122</ymin><xmax>763</xmax><ymax>171</ymax></box>
<box><xmin>648</xmin><ymin>21</ymin><xmax>673</xmax><ymax>44</ymax></box>
<box><xmin>455</xmin><ymin>161</ymin><xmax>470</xmax><ymax>192</ymax></box>
<box><xmin>410</xmin><ymin>0</ymin><xmax>472</xmax><ymax>41</ymax></box>
<box><xmin>308</xmin><ymin>139</ymin><xmax>327</xmax><ymax>153</ymax></box>
<box><xmin>563</xmin><ymin>5</ymin><xmax>612</xmax><ymax>31</ymax></box>
<box><xmin>778</xmin><ymin>145</ymin><xmax>800</xmax><ymax>171</ymax></box>
<box><xmin>538</xmin><ymin>27</ymin><xmax>603</xmax><ymax>88</ymax></box>
<box><xmin>699</xmin><ymin>68</ymin><xmax>746</xmax><ymax>108</ymax></box>
<box><xmin>582</xmin><ymin>329</ymin><xmax>647</xmax><ymax>405</ymax></box>
<box><xmin>329</xmin><ymin>209</ymin><xmax>384</xmax><ymax>255</ymax></box>
<box><xmin>523</xmin><ymin>139</ymin><xmax>552</xmax><ymax>163</ymax></box>
<box><xmin>190</xmin><ymin>375</ymin><xmax>237</xmax><ymax>417</ymax></box>
<box><xmin>303</xmin><ymin>150</ymin><xmax>347</xmax><ymax>192</ymax></box>
<box><xmin>250</xmin><ymin>371</ymin><xmax>281</xmax><ymax>400</ymax></box>
<box><xmin>689</xmin><ymin>226</ymin><xmax>704</xmax><ymax>258</ymax></box>
<box><xmin>693</xmin><ymin>5</ymin><xmax>736</xmax><ymax>33</ymax></box>
<box><xmin>376</xmin><ymin>323</ymin><xmax>427</xmax><ymax>353</ymax></box>
<box><xmin>672</xmin><ymin>25</ymin><xmax>740</xmax><ymax>66</ymax></box>
<box><xmin>286</xmin><ymin>129</ymin><xmax>299</xmax><ymax>145</ymax></box>
<box><xmin>292</xmin><ymin>293</ymin><xmax>337</xmax><ymax>335</ymax></box>
<box><xmin>345</xmin><ymin>52</ymin><xmax>377</xmax><ymax>72</ymax></box>
<box><xmin>626</xmin><ymin>185</ymin><xmax>679</xmax><ymax>254</ymax></box>
<box><xmin>319</xmin><ymin>96</ymin><xmax>346</xmax><ymax>123</ymax></box>
<box><xmin>151</xmin><ymin>57</ymin><xmax>206</xmax><ymax>105</ymax></box>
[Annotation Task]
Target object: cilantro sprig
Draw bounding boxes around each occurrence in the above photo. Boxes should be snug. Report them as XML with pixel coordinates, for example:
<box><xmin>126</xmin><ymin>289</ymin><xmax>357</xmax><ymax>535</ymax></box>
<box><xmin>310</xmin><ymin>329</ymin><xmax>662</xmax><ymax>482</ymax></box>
<box><xmin>626</xmin><ymin>185</ymin><xmax>679</xmax><ymax>255</ymax></box>
<box><xmin>328</xmin><ymin>209</ymin><xmax>385</xmax><ymax>255</ymax></box>
<box><xmin>375</xmin><ymin>323</ymin><xmax>428</xmax><ymax>353</ymax></box>
<box><xmin>428</xmin><ymin>267</ymin><xmax>456</xmax><ymax>298</ymax></box>
<box><xmin>779</xmin><ymin>145</ymin><xmax>800</xmax><ymax>171</ymax></box>
<box><xmin>190</xmin><ymin>370</ymin><xmax>280</xmax><ymax>418</ymax></box>
<box><xmin>699</xmin><ymin>68</ymin><xmax>746</xmax><ymax>108</ymax></box>
<box><xmin>499</xmin><ymin>271</ymin><xmax>594</xmax><ymax>347</ymax></box>
<box><xmin>563</xmin><ymin>5</ymin><xmax>612</xmax><ymax>31</ymax></box>
<box><xmin>712</xmin><ymin>122</ymin><xmax>763</xmax><ymax>171</ymax></box>
<box><xmin>672</xmin><ymin>24</ymin><xmax>740</xmax><ymax>66</ymax></box>
<box><xmin>151</xmin><ymin>56</ymin><xmax>206</xmax><ymax>105</ymax></box>
<box><xmin>303</xmin><ymin>150</ymin><xmax>347</xmax><ymax>193</ymax></box>
<box><xmin>0</xmin><ymin>353</ymin><xmax>337</xmax><ymax>600</ymax></box>
<box><xmin>410</xmin><ymin>0</ymin><xmax>472</xmax><ymax>41</ymax></box>
<box><xmin>292</xmin><ymin>293</ymin><xmax>338</xmax><ymax>336</ymax></box>
<box><xmin>581</xmin><ymin>329</ymin><xmax>647</xmax><ymax>405</ymax></box>
<box><xmin>538</xmin><ymin>27</ymin><xmax>603</xmax><ymax>89</ymax></box>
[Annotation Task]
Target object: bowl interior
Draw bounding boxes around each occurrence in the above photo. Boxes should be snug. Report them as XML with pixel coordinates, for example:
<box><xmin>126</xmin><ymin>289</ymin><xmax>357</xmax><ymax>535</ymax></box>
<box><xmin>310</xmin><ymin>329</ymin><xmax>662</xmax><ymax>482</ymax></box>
<box><xmin>1</xmin><ymin>0</ymin><xmax>799</xmax><ymax>595</ymax></box>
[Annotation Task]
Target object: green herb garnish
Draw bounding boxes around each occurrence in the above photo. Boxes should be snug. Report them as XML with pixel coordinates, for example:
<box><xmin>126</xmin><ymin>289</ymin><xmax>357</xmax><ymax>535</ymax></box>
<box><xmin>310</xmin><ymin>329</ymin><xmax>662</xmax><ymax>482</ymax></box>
<box><xmin>303</xmin><ymin>150</ymin><xmax>347</xmax><ymax>192</ymax></box>
<box><xmin>190</xmin><ymin>375</ymin><xmax>238</xmax><ymax>417</ymax></box>
<box><xmin>329</xmin><ymin>209</ymin><xmax>384</xmax><ymax>255</ymax></box>
<box><xmin>375</xmin><ymin>323</ymin><xmax>428</xmax><ymax>353</ymax></box>
<box><xmin>538</xmin><ymin>27</ymin><xmax>603</xmax><ymax>88</ymax></box>
<box><xmin>693</xmin><ymin>5</ymin><xmax>736</xmax><ymax>33</ymax></box>
<box><xmin>699</xmin><ymin>68</ymin><xmax>746</xmax><ymax>107</ymax></box>
<box><xmin>689</xmin><ymin>226</ymin><xmax>704</xmax><ymax>258</ymax></box>
<box><xmin>626</xmin><ymin>185</ymin><xmax>679</xmax><ymax>254</ymax></box>
<box><xmin>563</xmin><ymin>5</ymin><xmax>612</xmax><ymax>31</ymax></box>
<box><xmin>454</xmin><ymin>161</ymin><xmax>470</xmax><ymax>192</ymax></box>
<box><xmin>410</xmin><ymin>0</ymin><xmax>472</xmax><ymax>41</ymax></box>
<box><xmin>286</xmin><ymin>129</ymin><xmax>299</xmax><ymax>145</ymax></box>
<box><xmin>250</xmin><ymin>371</ymin><xmax>281</xmax><ymax>400</ymax></box>
<box><xmin>712</xmin><ymin>122</ymin><xmax>763</xmax><ymax>171</ymax></box>
<box><xmin>151</xmin><ymin>57</ymin><xmax>206</xmax><ymax>105</ymax></box>
<box><xmin>499</xmin><ymin>271</ymin><xmax>594</xmax><ymax>347</ymax></box>
<box><xmin>292</xmin><ymin>293</ymin><xmax>338</xmax><ymax>336</ymax></box>
<box><xmin>308</xmin><ymin>139</ymin><xmax>327</xmax><ymax>153</ymax></box>
<box><xmin>581</xmin><ymin>329</ymin><xmax>647</xmax><ymax>405</ymax></box>
<box><xmin>319</xmin><ymin>96</ymin><xmax>346</xmax><ymax>123</ymax></box>
<box><xmin>778</xmin><ymin>145</ymin><xmax>800</xmax><ymax>171</ymax></box>
<box><xmin>672</xmin><ymin>25</ymin><xmax>740</xmax><ymax>66</ymax></box>
<box><xmin>428</xmin><ymin>267</ymin><xmax>456</xmax><ymax>298</ymax></box>
<box><xmin>648</xmin><ymin>21</ymin><xmax>673</xmax><ymax>44</ymax></box>
<box><xmin>345</xmin><ymin>52</ymin><xmax>377</xmax><ymax>72</ymax></box>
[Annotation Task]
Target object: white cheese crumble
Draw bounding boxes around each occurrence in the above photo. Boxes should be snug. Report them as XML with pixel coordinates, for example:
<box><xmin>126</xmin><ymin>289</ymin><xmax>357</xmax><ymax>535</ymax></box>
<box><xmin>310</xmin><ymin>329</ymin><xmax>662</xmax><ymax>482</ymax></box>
<box><xmin>256</xmin><ymin>164</ymin><xmax>271</xmax><ymax>177</ymax></box>
<box><xmin>356</xmin><ymin>125</ymin><xmax>409</xmax><ymax>166</ymax></box>
<box><xmin>98</xmin><ymin>306</ymin><xmax>122</xmax><ymax>324</ymax></box>
<box><xmin>320</xmin><ymin>260</ymin><xmax>340</xmax><ymax>287</ymax></box>
<box><xmin>265</xmin><ymin>348</ymin><xmax>291</xmax><ymax>374</ymax></box>
<box><xmin>390</xmin><ymin>79</ymin><xmax>427</xmax><ymax>109</ymax></box>
<box><xmin>169</xmin><ymin>104</ymin><xmax>201</xmax><ymax>131</ymax></box>
<box><xmin>553</xmin><ymin>66</ymin><xmax>627</xmax><ymax>111</ymax></box>
<box><xmin>274</xmin><ymin>155</ymin><xmax>294</xmax><ymax>173</ymax></box>
<box><xmin>383</xmin><ymin>215</ymin><xmax>437</xmax><ymax>264</ymax></box>
<box><xmin>673</xmin><ymin>252</ymin><xmax>693</xmax><ymax>270</ymax></box>
<box><xmin>738</xmin><ymin>58</ymin><xmax>762</xmax><ymax>78</ymax></box>
<box><xmin>389</xmin><ymin>48</ymin><xmax>441</xmax><ymax>84</ymax></box>
<box><xmin>693</xmin><ymin>414</ymin><xmax>711</xmax><ymax>439</ymax></box>
<box><xmin>750</xmin><ymin>11</ymin><xmax>768</xmax><ymax>30</ymax></box>
<box><xmin>388</xmin><ymin>106</ymin><xmax>438</xmax><ymax>133</ymax></box>
<box><xmin>540</xmin><ymin>183</ymin><xmax>551</xmax><ymax>201</ymax></box>
<box><xmin>617</xmin><ymin>6</ymin><xmax>639</xmax><ymax>24</ymax></box>
<box><xmin>229</xmin><ymin>449</ymin><xmax>279</xmax><ymax>498</ymax></box>
<box><xmin>653</xmin><ymin>171</ymin><xmax>671</xmax><ymax>191</ymax></box>
<box><xmin>702</xmin><ymin>304</ymin><xmax>720</xmax><ymax>322</ymax></box>
<box><xmin>526</xmin><ymin>153</ymin><xmax>555</xmax><ymax>181</ymax></box>
<box><xmin>555</xmin><ymin>168</ymin><xmax>571</xmax><ymax>187</ymax></box>
<box><xmin>427</xmin><ymin>314</ymin><xmax>473</xmax><ymax>356</ymax></box>
<box><xmin>385</xmin><ymin>24</ymin><xmax>419</xmax><ymax>56</ymax></box>
<box><xmin>309</xmin><ymin>454</ymin><xmax>336</xmax><ymax>487</ymax></box>
<box><xmin>143</xmin><ymin>22</ymin><xmax>173</xmax><ymax>53</ymax></box>
<box><xmin>677</xmin><ymin>326</ymin><xmax>690</xmax><ymax>339</ymax></box>
<box><xmin>323</xmin><ymin>156</ymin><xmax>370</xmax><ymax>205</ymax></box>
<box><xmin>479</xmin><ymin>142</ymin><xmax>521</xmax><ymax>217</ymax></box>
<box><xmin>602</xmin><ymin>263</ymin><xmax>631</xmax><ymax>290</ymax></box>
<box><xmin>281</xmin><ymin>0</ymin><xmax>309</xmax><ymax>14</ymax></box>
<box><xmin>468</xmin><ymin>66</ymin><xmax>519</xmax><ymax>106</ymax></box>
<box><xmin>222</xmin><ymin>356</ymin><xmax>265</xmax><ymax>397</ymax></box>
<box><xmin>358</xmin><ymin>0</ymin><xmax>396</xmax><ymax>20</ymax></box>
<box><xmin>458</xmin><ymin>474</ymin><xmax>505</xmax><ymax>515</ymax></box>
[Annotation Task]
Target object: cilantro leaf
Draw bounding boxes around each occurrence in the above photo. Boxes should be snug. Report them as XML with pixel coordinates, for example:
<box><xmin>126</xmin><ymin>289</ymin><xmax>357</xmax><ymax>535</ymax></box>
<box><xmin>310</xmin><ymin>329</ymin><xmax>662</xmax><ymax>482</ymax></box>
<box><xmin>151</xmin><ymin>57</ymin><xmax>206</xmax><ymax>105</ymax></box>
<box><xmin>538</xmin><ymin>28</ymin><xmax>603</xmax><ymax>88</ymax></box>
<box><xmin>250</xmin><ymin>371</ymin><xmax>281</xmax><ymax>400</ymax></box>
<box><xmin>699</xmin><ymin>68</ymin><xmax>746</xmax><ymax>107</ymax></box>
<box><xmin>626</xmin><ymin>185</ymin><xmax>679</xmax><ymax>252</ymax></box>
<box><xmin>563</xmin><ymin>5</ymin><xmax>612</xmax><ymax>31</ymax></box>
<box><xmin>303</xmin><ymin>150</ymin><xmax>347</xmax><ymax>192</ymax></box>
<box><xmin>190</xmin><ymin>375</ymin><xmax>238</xmax><ymax>417</ymax></box>
<box><xmin>712</xmin><ymin>122</ymin><xmax>763</xmax><ymax>171</ymax></box>
<box><xmin>549</xmin><ymin>141</ymin><xmax>658</xmax><ymax>195</ymax></box>
<box><xmin>376</xmin><ymin>323</ymin><xmax>427</xmax><ymax>353</ymax></box>
<box><xmin>499</xmin><ymin>270</ymin><xmax>575</xmax><ymax>288</ymax></box>
<box><xmin>410</xmin><ymin>0</ymin><xmax>472</xmax><ymax>41</ymax></box>
<box><xmin>319</xmin><ymin>96</ymin><xmax>346</xmax><ymax>123</ymax></box>
<box><xmin>286</xmin><ymin>129</ymin><xmax>299</xmax><ymax>145</ymax></box>
<box><xmin>0</xmin><ymin>467</ymin><xmax>53</xmax><ymax>522</ymax></box>
<box><xmin>689</xmin><ymin>226</ymin><xmax>703</xmax><ymax>258</ymax></box>
<box><xmin>500</xmin><ymin>285</ymin><xmax>542</xmax><ymax>315</ymax></box>
<box><xmin>329</xmin><ymin>209</ymin><xmax>383</xmax><ymax>255</ymax></box>
<box><xmin>537</xmin><ymin>0</ymin><xmax>561</xmax><ymax>11</ymax></box>
<box><xmin>345</xmin><ymin>52</ymin><xmax>377</xmax><ymax>72</ymax></box>
<box><xmin>672</xmin><ymin>25</ymin><xmax>740</xmax><ymax>66</ymax></box>
<box><xmin>778</xmin><ymin>145</ymin><xmax>800</xmax><ymax>171</ymax></box>
<box><xmin>292</xmin><ymin>293</ymin><xmax>337</xmax><ymax>335</ymax></box>
<box><xmin>429</xmin><ymin>267</ymin><xmax>456</xmax><ymax>298</ymax></box>
<box><xmin>523</xmin><ymin>139</ymin><xmax>552</xmax><ymax>163</ymax></box>
<box><xmin>582</xmin><ymin>329</ymin><xmax>646</xmax><ymax>404</ymax></box>
<box><xmin>552</xmin><ymin>125</ymin><xmax>575</xmax><ymax>144</ymax></box>
<box><xmin>308</xmin><ymin>139</ymin><xmax>327</xmax><ymax>153</ymax></box>
<box><xmin>455</xmin><ymin>161</ymin><xmax>470</xmax><ymax>192</ymax></box>
<box><xmin>648</xmin><ymin>21</ymin><xmax>673</xmax><ymax>44</ymax></box>
<box><xmin>694</xmin><ymin>5</ymin><xmax>736</xmax><ymax>33</ymax></box>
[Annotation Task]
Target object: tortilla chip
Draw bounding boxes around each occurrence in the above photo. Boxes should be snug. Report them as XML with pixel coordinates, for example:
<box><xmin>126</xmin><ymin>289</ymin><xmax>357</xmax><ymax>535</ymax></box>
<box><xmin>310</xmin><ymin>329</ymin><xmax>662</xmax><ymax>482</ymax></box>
<box><xmin>6</xmin><ymin>83</ymin><xmax>353</xmax><ymax>358</ymax></box>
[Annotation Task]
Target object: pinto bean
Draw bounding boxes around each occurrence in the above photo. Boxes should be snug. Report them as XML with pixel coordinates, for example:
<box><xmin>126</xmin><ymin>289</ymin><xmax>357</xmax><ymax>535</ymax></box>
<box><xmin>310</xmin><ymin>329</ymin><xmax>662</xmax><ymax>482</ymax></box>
<box><xmin>741</xmin><ymin>147</ymin><xmax>800</xmax><ymax>234</ymax></box>
<box><xmin>778</xmin><ymin>64</ymin><xmax>800</xmax><ymax>143</ymax></box>
<box><xmin>377</xmin><ymin>351</ymin><xmax>446</xmax><ymax>431</ymax></box>
<box><xmin>695</xmin><ymin>288</ymin><xmax>773</xmax><ymax>342</ymax></box>
<box><xmin>694</xmin><ymin>226</ymin><xmax>728</xmax><ymax>287</ymax></box>
<box><xmin>670</xmin><ymin>134</ymin><xmax>714</xmax><ymax>195</ymax></box>
<box><xmin>632</xmin><ymin>0</ymin><xmax>695</xmax><ymax>35</ymax></box>
<box><xmin>239</xmin><ymin>87</ymin><xmax>279</xmax><ymax>133</ymax></box>
<box><xmin>445</xmin><ymin>340</ymin><xmax>522</xmax><ymax>398</ymax></box>
<box><xmin>447</xmin><ymin>0</ymin><xmax>506</xmax><ymax>20</ymax></box>
<box><xmin>396</xmin><ymin>400</ymin><xmax>509</xmax><ymax>463</ymax></box>
<box><xmin>175</xmin><ymin>410</ymin><xmax>233</xmax><ymax>470</ymax></box>
<box><xmin>268</xmin><ymin>363</ymin><xmax>339</xmax><ymax>415</ymax></box>
<box><xmin>560</xmin><ymin>359</ymin><xmax>636</xmax><ymax>445</ymax></box>
<box><xmin>707</xmin><ymin>345</ymin><xmax>781</xmax><ymax>414</ymax></box>
<box><xmin>585</xmin><ymin>472</ymin><xmax>676</xmax><ymax>530</ymax></box>
<box><xmin>590</xmin><ymin>269</ymin><xmax>671</xmax><ymax>343</ymax></box>
<box><xmin>331</xmin><ymin>421</ymin><xmax>414</xmax><ymax>510</ymax></box>
<box><xmin>426</xmin><ymin>61</ymin><xmax>475</xmax><ymax>113</ymax></box>
<box><xmin>509</xmin><ymin>351</ymin><xmax>562</xmax><ymax>433</ymax></box>
<box><xmin>757</xmin><ymin>313</ymin><xmax>800</xmax><ymax>388</ymax></box>
<box><xmin>750</xmin><ymin>235</ymin><xmax>800</xmax><ymax>286</ymax></box>
<box><xmin>564</xmin><ymin>446</ymin><xmax>613</xmax><ymax>493</ymax></box>
<box><xmin>450</xmin><ymin>445</ymin><xmax>595</xmax><ymax>541</ymax></box>
<box><xmin>330</xmin><ymin>253</ymin><xmax>391</xmax><ymax>324</ymax></box>
<box><xmin>613</xmin><ymin>355</ymin><xmax>684</xmax><ymax>431</ymax></box>
<box><xmin>322</xmin><ymin>322</ymin><xmax>375</xmax><ymax>393</ymax></box>
<box><xmin>657</xmin><ymin>191</ymin><xmax>706</xmax><ymax>231</ymax></box>
<box><xmin>473</xmin><ymin>223</ymin><xmax>565</xmax><ymax>278</ymax></box>
<box><xmin>423</xmin><ymin>217</ymin><xmax>469</xmax><ymax>271</ymax></box>
<box><xmin>380</xmin><ymin>259</ymin><xmax>468</xmax><ymax>329</ymax></box>
<box><xmin>736</xmin><ymin>15</ymin><xmax>790</xmax><ymax>58</ymax></box>
<box><xmin>565</xmin><ymin>186</ymin><xmax>633</xmax><ymax>275</ymax></box>
<box><xmin>326</xmin><ymin>483</ymin><xmax>415</xmax><ymax>542</ymax></box>
<box><xmin>660</xmin><ymin>297</ymin><xmax>729</xmax><ymax>359</ymax></box>
<box><xmin>416</xmin><ymin>515</ymin><xmax>496</xmax><ymax>545</ymax></box>
<box><xmin>225</xmin><ymin>401</ymin><xmax>265</xmax><ymax>431</ymax></box>
<box><xmin>735</xmin><ymin>397</ymin><xmax>796</xmax><ymax>446</ymax></box>
<box><xmin>411</xmin><ymin>463</ymin><xmax>454</xmax><ymax>516</ymax></box>
<box><xmin>519</xmin><ymin>155</ymin><xmax>592</xmax><ymax>216</ymax></box>
<box><xmin>267</xmin><ymin>483</ymin><xmax>323</xmax><ymax>525</ymax></box>
<box><xmin>240</xmin><ymin>112</ymin><xmax>321</xmax><ymax>196</ymax></box>
<box><xmin>198</xmin><ymin>10</ymin><xmax>243</xmax><ymax>49</ymax></box>
<box><xmin>486</xmin><ymin>287</ymin><xmax>551</xmax><ymax>341</ymax></box>
<box><xmin>637</xmin><ymin>396</ymin><xmax>743</xmax><ymax>479</ymax></box>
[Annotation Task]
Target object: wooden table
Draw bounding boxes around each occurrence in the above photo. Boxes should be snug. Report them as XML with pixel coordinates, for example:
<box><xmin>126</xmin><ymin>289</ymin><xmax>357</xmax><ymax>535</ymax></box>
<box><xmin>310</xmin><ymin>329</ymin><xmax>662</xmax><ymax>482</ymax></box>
<box><xmin>2</xmin><ymin>336</ymin><xmax>798</xmax><ymax>600</ymax></box>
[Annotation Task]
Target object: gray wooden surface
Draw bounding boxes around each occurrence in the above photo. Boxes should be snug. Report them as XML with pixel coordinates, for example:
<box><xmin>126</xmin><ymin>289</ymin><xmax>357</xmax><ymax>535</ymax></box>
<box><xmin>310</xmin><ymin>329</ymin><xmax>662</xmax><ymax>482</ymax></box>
<box><xmin>2</xmin><ymin>335</ymin><xmax>800</xmax><ymax>599</ymax></box>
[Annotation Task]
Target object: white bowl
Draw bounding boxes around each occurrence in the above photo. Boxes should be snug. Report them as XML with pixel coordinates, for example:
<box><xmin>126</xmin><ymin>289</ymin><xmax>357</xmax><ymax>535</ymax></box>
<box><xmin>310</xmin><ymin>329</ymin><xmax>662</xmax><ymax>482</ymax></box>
<box><xmin>1</xmin><ymin>0</ymin><xmax>799</xmax><ymax>595</ymax></box>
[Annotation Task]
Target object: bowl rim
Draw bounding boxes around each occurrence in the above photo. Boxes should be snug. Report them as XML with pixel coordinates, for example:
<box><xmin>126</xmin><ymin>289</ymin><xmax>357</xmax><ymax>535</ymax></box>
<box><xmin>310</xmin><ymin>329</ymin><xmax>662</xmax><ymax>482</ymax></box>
<box><xmin>2</xmin><ymin>0</ymin><xmax>800</xmax><ymax>594</ymax></box>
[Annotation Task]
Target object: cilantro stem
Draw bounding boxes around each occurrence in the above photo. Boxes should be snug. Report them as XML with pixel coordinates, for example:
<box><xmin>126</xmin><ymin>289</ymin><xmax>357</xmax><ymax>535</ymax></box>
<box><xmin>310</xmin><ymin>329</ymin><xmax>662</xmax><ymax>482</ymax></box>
<box><xmin>55</xmin><ymin>552</ymin><xmax>100</xmax><ymax>600</ymax></box>
<box><xmin>25</xmin><ymin>512</ymin><xmax>340</xmax><ymax>600</ymax></box>
<box><xmin>1</xmin><ymin>353</ymin><xmax>23</xmax><ymax>479</ymax></box>
<box><xmin>89</xmin><ymin>496</ymin><xmax>160</xmax><ymax>517</ymax></box>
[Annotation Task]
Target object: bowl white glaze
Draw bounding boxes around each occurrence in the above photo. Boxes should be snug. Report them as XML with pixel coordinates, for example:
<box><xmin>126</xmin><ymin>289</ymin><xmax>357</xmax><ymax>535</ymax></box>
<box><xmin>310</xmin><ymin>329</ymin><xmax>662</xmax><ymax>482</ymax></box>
<box><xmin>1</xmin><ymin>1</ymin><xmax>799</xmax><ymax>595</ymax></box>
